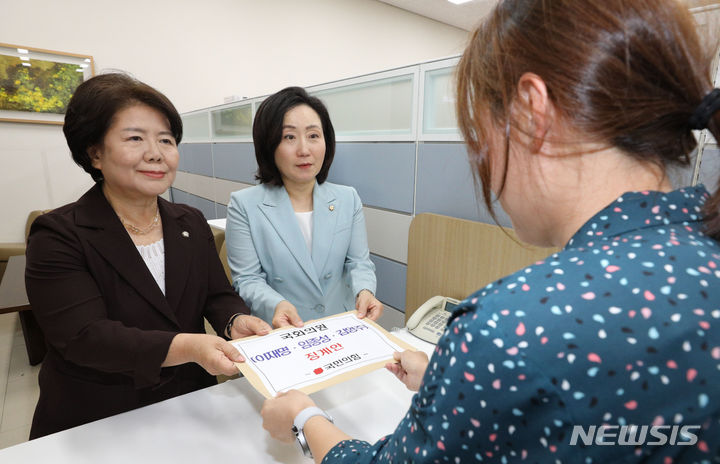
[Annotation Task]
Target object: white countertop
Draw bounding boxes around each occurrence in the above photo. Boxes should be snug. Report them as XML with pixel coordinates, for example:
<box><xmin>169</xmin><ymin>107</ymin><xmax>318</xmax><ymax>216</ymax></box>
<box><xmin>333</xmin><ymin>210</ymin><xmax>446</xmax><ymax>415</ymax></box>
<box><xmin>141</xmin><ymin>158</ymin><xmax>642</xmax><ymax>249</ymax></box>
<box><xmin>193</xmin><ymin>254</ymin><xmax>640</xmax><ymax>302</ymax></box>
<box><xmin>207</xmin><ymin>218</ymin><xmax>227</xmax><ymax>230</ymax></box>
<box><xmin>0</xmin><ymin>329</ymin><xmax>433</xmax><ymax>464</ymax></box>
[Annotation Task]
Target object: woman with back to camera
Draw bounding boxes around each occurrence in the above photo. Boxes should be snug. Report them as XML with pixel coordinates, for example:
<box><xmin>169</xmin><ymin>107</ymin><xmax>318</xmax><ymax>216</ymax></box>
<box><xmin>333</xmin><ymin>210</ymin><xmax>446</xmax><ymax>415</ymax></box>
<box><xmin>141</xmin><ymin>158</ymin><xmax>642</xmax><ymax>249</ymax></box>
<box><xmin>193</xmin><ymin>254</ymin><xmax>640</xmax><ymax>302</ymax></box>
<box><xmin>25</xmin><ymin>73</ymin><xmax>271</xmax><ymax>438</ymax></box>
<box><xmin>260</xmin><ymin>1</ymin><xmax>720</xmax><ymax>462</ymax></box>
<box><xmin>225</xmin><ymin>87</ymin><xmax>382</xmax><ymax>327</ymax></box>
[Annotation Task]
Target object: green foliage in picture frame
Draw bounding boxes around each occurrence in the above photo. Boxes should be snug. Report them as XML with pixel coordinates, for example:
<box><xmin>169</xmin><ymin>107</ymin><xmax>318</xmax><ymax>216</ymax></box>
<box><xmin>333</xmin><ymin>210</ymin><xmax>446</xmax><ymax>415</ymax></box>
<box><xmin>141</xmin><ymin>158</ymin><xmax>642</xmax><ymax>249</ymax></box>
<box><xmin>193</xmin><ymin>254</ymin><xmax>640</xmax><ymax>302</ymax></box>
<box><xmin>0</xmin><ymin>43</ymin><xmax>93</xmax><ymax>124</ymax></box>
<box><xmin>0</xmin><ymin>55</ymin><xmax>84</xmax><ymax>114</ymax></box>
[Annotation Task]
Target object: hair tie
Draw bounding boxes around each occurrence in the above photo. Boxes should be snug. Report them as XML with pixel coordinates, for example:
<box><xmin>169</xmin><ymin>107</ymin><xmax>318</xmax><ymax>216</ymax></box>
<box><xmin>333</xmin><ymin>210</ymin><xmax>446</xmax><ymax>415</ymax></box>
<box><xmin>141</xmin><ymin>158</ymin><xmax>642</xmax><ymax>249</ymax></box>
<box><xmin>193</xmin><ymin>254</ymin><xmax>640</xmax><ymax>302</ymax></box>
<box><xmin>689</xmin><ymin>88</ymin><xmax>720</xmax><ymax>130</ymax></box>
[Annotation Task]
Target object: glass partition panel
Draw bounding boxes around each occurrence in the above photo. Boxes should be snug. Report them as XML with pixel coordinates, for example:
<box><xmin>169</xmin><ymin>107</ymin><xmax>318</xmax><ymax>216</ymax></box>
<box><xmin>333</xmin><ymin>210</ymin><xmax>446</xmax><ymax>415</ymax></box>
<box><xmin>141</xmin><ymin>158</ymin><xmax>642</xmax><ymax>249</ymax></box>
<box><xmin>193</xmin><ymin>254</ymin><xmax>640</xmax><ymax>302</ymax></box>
<box><xmin>182</xmin><ymin>112</ymin><xmax>210</xmax><ymax>141</ymax></box>
<box><xmin>211</xmin><ymin>104</ymin><xmax>252</xmax><ymax>138</ymax></box>
<box><xmin>423</xmin><ymin>67</ymin><xmax>458</xmax><ymax>135</ymax></box>
<box><xmin>312</xmin><ymin>74</ymin><xmax>414</xmax><ymax>136</ymax></box>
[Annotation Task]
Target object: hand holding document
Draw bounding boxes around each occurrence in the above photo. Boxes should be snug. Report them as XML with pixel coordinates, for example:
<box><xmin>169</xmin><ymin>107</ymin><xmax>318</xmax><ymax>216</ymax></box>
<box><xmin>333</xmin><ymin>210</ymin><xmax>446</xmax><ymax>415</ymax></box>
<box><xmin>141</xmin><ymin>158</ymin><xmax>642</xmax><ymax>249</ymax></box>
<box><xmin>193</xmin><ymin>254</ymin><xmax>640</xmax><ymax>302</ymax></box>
<box><xmin>230</xmin><ymin>311</ymin><xmax>415</xmax><ymax>397</ymax></box>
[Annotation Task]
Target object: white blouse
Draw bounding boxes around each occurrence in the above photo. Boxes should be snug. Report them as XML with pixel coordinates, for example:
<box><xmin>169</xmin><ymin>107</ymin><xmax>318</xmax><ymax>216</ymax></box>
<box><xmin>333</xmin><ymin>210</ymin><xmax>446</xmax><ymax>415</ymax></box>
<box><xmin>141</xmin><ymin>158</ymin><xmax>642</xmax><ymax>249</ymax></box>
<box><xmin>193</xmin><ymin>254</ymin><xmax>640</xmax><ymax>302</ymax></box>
<box><xmin>295</xmin><ymin>211</ymin><xmax>313</xmax><ymax>252</ymax></box>
<box><xmin>136</xmin><ymin>239</ymin><xmax>166</xmax><ymax>295</ymax></box>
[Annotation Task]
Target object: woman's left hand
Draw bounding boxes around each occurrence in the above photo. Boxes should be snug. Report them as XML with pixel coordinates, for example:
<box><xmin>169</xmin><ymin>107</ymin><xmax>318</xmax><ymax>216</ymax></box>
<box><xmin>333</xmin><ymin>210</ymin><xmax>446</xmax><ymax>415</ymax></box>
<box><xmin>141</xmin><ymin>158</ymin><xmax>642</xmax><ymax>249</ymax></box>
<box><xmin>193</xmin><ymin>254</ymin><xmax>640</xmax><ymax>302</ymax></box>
<box><xmin>261</xmin><ymin>390</ymin><xmax>317</xmax><ymax>442</ymax></box>
<box><xmin>356</xmin><ymin>290</ymin><xmax>383</xmax><ymax>320</ymax></box>
<box><xmin>230</xmin><ymin>315</ymin><xmax>272</xmax><ymax>339</ymax></box>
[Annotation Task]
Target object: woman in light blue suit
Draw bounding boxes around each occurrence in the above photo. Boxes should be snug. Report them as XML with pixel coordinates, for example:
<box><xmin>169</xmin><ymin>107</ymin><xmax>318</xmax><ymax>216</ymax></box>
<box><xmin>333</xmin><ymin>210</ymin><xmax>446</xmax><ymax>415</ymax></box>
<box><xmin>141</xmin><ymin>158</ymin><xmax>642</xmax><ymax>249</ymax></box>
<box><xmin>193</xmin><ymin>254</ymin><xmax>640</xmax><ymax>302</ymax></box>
<box><xmin>225</xmin><ymin>87</ymin><xmax>383</xmax><ymax>327</ymax></box>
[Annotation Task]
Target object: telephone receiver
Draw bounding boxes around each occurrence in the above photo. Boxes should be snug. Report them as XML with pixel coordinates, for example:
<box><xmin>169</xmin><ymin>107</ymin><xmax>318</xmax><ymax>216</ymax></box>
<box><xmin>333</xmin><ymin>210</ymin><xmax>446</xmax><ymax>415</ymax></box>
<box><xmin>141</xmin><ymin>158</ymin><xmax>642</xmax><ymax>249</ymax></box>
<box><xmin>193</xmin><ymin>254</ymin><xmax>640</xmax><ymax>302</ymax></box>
<box><xmin>406</xmin><ymin>295</ymin><xmax>460</xmax><ymax>344</ymax></box>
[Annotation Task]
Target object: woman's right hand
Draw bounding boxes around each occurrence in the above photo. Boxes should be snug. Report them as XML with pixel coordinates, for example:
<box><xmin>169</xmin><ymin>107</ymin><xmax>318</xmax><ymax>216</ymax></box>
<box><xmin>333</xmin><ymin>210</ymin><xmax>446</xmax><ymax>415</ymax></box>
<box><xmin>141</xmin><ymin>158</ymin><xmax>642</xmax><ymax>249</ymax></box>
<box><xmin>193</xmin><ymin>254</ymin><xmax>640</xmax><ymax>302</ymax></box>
<box><xmin>164</xmin><ymin>333</ymin><xmax>244</xmax><ymax>377</ymax></box>
<box><xmin>272</xmin><ymin>300</ymin><xmax>305</xmax><ymax>328</ymax></box>
<box><xmin>385</xmin><ymin>350</ymin><xmax>429</xmax><ymax>391</ymax></box>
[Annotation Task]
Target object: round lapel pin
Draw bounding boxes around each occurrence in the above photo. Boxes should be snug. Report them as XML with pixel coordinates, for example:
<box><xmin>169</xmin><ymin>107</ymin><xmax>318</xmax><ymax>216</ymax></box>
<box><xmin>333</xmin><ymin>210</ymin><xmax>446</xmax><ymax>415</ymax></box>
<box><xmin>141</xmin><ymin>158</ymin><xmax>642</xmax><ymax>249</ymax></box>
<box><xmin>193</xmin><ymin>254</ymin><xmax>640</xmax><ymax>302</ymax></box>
<box><xmin>182</xmin><ymin>231</ymin><xmax>190</xmax><ymax>238</ymax></box>
<box><xmin>329</xmin><ymin>205</ymin><xmax>335</xmax><ymax>211</ymax></box>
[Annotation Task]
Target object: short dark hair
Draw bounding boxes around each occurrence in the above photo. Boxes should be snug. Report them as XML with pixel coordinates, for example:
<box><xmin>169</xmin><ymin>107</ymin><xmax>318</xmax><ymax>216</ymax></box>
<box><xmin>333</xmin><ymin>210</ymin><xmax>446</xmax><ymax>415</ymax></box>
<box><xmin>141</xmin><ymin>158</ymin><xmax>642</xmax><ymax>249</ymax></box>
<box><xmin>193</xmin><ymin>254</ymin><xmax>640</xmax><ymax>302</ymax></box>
<box><xmin>252</xmin><ymin>86</ymin><xmax>335</xmax><ymax>185</ymax></box>
<box><xmin>64</xmin><ymin>72</ymin><xmax>183</xmax><ymax>182</ymax></box>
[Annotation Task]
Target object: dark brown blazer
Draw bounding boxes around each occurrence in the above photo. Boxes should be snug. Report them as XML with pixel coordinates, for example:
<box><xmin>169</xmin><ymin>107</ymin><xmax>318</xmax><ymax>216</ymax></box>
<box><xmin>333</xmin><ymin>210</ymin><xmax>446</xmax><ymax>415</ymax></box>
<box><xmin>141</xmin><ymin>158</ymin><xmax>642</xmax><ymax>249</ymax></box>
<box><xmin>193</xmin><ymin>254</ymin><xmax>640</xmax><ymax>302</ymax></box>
<box><xmin>25</xmin><ymin>183</ymin><xmax>249</xmax><ymax>439</ymax></box>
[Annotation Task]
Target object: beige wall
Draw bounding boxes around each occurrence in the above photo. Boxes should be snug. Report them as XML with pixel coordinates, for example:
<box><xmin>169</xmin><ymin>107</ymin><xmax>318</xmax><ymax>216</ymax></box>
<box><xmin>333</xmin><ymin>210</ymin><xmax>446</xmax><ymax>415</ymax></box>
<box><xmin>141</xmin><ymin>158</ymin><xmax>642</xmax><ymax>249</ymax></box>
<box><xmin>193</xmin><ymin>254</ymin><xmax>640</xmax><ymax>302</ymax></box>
<box><xmin>0</xmin><ymin>0</ymin><xmax>468</xmax><ymax>242</ymax></box>
<box><xmin>0</xmin><ymin>125</ymin><xmax>95</xmax><ymax>242</ymax></box>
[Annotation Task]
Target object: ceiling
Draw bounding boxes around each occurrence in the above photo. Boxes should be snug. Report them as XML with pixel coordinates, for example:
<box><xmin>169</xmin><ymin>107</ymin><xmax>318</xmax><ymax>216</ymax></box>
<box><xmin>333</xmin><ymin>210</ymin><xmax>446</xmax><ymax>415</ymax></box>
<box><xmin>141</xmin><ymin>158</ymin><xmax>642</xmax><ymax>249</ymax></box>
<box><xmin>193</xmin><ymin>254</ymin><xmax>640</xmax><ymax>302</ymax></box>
<box><xmin>375</xmin><ymin>0</ymin><xmax>496</xmax><ymax>31</ymax></box>
<box><xmin>376</xmin><ymin>0</ymin><xmax>720</xmax><ymax>32</ymax></box>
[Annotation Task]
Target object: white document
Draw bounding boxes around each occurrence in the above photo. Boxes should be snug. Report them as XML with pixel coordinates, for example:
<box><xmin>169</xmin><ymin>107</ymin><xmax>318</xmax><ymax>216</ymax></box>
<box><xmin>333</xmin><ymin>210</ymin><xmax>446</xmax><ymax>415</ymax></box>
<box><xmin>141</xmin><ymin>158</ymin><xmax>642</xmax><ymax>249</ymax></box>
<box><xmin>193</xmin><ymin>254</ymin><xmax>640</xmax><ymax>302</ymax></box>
<box><xmin>231</xmin><ymin>312</ymin><xmax>408</xmax><ymax>397</ymax></box>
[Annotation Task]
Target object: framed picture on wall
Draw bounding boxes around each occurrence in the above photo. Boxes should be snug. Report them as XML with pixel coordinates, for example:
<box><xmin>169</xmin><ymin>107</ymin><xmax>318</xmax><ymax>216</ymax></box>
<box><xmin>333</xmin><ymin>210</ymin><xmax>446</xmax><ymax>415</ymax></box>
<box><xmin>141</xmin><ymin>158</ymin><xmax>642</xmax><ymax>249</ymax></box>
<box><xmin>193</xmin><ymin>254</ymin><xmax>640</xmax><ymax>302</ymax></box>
<box><xmin>0</xmin><ymin>43</ymin><xmax>94</xmax><ymax>125</ymax></box>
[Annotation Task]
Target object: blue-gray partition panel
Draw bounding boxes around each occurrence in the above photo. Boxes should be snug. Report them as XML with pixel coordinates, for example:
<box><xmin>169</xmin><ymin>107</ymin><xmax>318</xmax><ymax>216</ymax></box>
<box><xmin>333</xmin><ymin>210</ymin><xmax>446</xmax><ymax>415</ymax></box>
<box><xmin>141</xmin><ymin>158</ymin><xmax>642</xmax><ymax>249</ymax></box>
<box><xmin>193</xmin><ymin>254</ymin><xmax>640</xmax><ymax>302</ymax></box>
<box><xmin>194</xmin><ymin>195</ymin><xmax>218</xmax><ymax>220</ymax></box>
<box><xmin>416</xmin><ymin>143</ymin><xmax>512</xmax><ymax>227</ymax></box>
<box><xmin>327</xmin><ymin>143</ymin><xmax>415</xmax><ymax>214</ymax></box>
<box><xmin>170</xmin><ymin>188</ymin><xmax>217</xmax><ymax>220</ymax></box>
<box><xmin>170</xmin><ymin>187</ymin><xmax>184</xmax><ymax>203</ymax></box>
<box><xmin>178</xmin><ymin>143</ymin><xmax>213</xmax><ymax>177</ymax></box>
<box><xmin>170</xmin><ymin>187</ymin><xmax>190</xmax><ymax>208</ymax></box>
<box><xmin>668</xmin><ymin>150</ymin><xmax>697</xmax><ymax>189</ymax></box>
<box><xmin>698</xmin><ymin>147</ymin><xmax>720</xmax><ymax>193</ymax></box>
<box><xmin>177</xmin><ymin>148</ymin><xmax>191</xmax><ymax>172</ymax></box>
<box><xmin>369</xmin><ymin>254</ymin><xmax>406</xmax><ymax>312</ymax></box>
<box><xmin>212</xmin><ymin>143</ymin><xmax>258</xmax><ymax>184</ymax></box>
<box><xmin>216</xmin><ymin>203</ymin><xmax>228</xmax><ymax>219</ymax></box>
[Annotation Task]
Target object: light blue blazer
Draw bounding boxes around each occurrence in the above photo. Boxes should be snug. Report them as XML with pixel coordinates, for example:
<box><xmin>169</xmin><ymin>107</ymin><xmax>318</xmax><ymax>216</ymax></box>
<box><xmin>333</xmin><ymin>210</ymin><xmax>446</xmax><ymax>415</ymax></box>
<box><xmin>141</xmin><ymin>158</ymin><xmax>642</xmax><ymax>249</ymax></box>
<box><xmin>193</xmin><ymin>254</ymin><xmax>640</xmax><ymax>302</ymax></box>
<box><xmin>225</xmin><ymin>182</ymin><xmax>377</xmax><ymax>323</ymax></box>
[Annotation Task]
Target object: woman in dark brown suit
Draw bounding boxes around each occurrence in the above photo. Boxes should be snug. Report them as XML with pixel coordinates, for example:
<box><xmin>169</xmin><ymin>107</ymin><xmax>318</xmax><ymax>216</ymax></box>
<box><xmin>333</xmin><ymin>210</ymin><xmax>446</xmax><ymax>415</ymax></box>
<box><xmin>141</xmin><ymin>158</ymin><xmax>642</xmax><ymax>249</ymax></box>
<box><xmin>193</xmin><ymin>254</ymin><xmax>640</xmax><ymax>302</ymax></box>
<box><xmin>25</xmin><ymin>73</ymin><xmax>270</xmax><ymax>438</ymax></box>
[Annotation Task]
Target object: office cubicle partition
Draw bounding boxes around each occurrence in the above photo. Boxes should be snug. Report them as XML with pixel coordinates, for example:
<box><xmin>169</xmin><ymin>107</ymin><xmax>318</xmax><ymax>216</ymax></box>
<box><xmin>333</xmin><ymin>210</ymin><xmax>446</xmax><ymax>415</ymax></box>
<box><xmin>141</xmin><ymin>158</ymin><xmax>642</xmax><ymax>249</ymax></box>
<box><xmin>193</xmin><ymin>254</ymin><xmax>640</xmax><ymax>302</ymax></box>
<box><xmin>171</xmin><ymin>56</ymin><xmax>718</xmax><ymax>314</ymax></box>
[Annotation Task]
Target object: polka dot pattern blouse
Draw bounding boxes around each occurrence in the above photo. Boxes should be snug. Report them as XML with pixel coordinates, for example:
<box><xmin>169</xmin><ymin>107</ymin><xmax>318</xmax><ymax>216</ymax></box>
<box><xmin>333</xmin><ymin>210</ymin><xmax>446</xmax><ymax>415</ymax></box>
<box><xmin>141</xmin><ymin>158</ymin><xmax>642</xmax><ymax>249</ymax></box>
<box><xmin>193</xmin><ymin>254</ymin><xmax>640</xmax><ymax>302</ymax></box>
<box><xmin>323</xmin><ymin>186</ymin><xmax>720</xmax><ymax>463</ymax></box>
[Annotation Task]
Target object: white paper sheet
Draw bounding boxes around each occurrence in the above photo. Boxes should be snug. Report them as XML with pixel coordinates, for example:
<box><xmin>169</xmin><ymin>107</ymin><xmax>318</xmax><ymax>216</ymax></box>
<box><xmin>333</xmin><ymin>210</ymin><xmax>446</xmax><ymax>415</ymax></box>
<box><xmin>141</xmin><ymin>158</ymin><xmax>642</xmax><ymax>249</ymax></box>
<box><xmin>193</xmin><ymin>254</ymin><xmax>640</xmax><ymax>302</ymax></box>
<box><xmin>230</xmin><ymin>313</ymin><xmax>405</xmax><ymax>397</ymax></box>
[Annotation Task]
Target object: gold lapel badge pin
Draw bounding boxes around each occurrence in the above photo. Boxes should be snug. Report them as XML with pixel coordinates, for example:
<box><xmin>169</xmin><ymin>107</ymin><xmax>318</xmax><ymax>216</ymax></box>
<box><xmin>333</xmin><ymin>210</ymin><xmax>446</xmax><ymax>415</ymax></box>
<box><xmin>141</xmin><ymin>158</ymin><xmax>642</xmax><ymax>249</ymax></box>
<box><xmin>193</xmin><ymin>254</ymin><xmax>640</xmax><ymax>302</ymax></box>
<box><xmin>329</xmin><ymin>205</ymin><xmax>335</xmax><ymax>212</ymax></box>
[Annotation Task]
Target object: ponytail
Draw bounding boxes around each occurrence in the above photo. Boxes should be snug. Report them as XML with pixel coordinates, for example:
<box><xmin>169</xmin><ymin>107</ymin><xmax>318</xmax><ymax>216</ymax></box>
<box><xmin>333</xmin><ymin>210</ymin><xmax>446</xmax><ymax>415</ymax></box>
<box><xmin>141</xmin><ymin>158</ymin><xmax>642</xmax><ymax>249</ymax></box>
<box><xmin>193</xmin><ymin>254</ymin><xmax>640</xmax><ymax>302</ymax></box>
<box><xmin>455</xmin><ymin>0</ymin><xmax>720</xmax><ymax>239</ymax></box>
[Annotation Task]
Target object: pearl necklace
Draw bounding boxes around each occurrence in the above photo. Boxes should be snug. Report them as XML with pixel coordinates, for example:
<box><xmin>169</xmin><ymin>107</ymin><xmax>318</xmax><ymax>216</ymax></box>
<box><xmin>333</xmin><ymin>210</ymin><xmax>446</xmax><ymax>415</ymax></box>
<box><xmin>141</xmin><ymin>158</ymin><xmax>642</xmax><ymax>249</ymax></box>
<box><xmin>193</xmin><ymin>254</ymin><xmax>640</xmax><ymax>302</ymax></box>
<box><xmin>119</xmin><ymin>209</ymin><xmax>160</xmax><ymax>235</ymax></box>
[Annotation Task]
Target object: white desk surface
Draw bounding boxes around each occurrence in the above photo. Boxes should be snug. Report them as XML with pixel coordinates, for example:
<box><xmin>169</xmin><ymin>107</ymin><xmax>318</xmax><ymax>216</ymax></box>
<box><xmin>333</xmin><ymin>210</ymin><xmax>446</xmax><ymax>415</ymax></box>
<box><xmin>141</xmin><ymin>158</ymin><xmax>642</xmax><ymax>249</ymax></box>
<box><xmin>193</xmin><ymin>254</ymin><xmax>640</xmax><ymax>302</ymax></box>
<box><xmin>0</xmin><ymin>330</ymin><xmax>433</xmax><ymax>464</ymax></box>
<box><xmin>207</xmin><ymin>218</ymin><xmax>227</xmax><ymax>231</ymax></box>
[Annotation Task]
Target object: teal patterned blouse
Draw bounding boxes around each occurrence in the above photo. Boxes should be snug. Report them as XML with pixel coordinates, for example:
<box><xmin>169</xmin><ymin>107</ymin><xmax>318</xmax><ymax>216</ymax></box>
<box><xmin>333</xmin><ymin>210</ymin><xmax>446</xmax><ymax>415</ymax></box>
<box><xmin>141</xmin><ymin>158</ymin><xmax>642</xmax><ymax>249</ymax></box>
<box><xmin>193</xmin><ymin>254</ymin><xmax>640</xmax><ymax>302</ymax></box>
<box><xmin>323</xmin><ymin>186</ymin><xmax>720</xmax><ymax>464</ymax></box>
